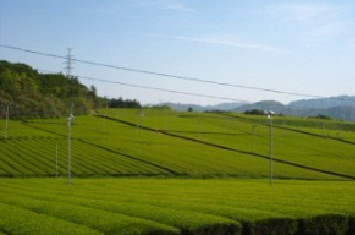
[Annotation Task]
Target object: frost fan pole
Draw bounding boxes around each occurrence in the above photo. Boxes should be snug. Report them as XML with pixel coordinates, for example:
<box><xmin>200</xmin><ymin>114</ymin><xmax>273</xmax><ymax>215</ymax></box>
<box><xmin>4</xmin><ymin>104</ymin><xmax>9</xmax><ymax>141</ymax></box>
<box><xmin>268</xmin><ymin>111</ymin><xmax>274</xmax><ymax>186</ymax></box>
<box><xmin>55</xmin><ymin>143</ymin><xmax>58</xmax><ymax>178</ymax></box>
<box><xmin>252</xmin><ymin>119</ymin><xmax>255</xmax><ymax>152</ymax></box>
<box><xmin>67</xmin><ymin>114</ymin><xmax>74</xmax><ymax>186</ymax></box>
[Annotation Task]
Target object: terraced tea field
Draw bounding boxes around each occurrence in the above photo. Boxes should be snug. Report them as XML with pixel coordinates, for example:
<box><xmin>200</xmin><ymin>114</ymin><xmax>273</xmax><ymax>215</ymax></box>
<box><xmin>0</xmin><ymin>179</ymin><xmax>354</xmax><ymax>235</ymax></box>
<box><xmin>0</xmin><ymin>109</ymin><xmax>354</xmax><ymax>180</ymax></box>
<box><xmin>0</xmin><ymin>109</ymin><xmax>355</xmax><ymax>234</ymax></box>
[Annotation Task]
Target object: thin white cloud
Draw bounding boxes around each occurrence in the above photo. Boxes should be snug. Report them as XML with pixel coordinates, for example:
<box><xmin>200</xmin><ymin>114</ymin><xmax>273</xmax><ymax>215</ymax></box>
<box><xmin>276</xmin><ymin>4</ymin><xmax>334</xmax><ymax>22</ymax></box>
<box><xmin>267</xmin><ymin>3</ymin><xmax>350</xmax><ymax>43</ymax></box>
<box><xmin>270</xmin><ymin>3</ymin><xmax>347</xmax><ymax>24</ymax></box>
<box><xmin>311</xmin><ymin>21</ymin><xmax>348</xmax><ymax>39</ymax></box>
<box><xmin>135</xmin><ymin>0</ymin><xmax>197</xmax><ymax>13</ymax></box>
<box><xmin>149</xmin><ymin>34</ymin><xmax>289</xmax><ymax>53</ymax></box>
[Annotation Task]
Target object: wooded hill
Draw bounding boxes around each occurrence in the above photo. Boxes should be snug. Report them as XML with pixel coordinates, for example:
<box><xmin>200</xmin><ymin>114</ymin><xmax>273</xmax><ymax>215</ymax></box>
<box><xmin>0</xmin><ymin>60</ymin><xmax>106</xmax><ymax>119</ymax></box>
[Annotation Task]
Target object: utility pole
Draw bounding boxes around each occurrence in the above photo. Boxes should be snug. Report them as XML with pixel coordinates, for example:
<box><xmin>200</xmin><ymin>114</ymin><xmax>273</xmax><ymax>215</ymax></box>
<box><xmin>67</xmin><ymin>114</ymin><xmax>74</xmax><ymax>186</ymax></box>
<box><xmin>136</xmin><ymin>114</ymin><xmax>139</xmax><ymax>133</ymax></box>
<box><xmin>252</xmin><ymin>119</ymin><xmax>257</xmax><ymax>152</ymax></box>
<box><xmin>197</xmin><ymin>120</ymin><xmax>201</xmax><ymax>139</ymax></box>
<box><xmin>70</xmin><ymin>103</ymin><xmax>74</xmax><ymax>116</ymax></box>
<box><xmin>137</xmin><ymin>107</ymin><xmax>144</xmax><ymax>132</ymax></box>
<box><xmin>164</xmin><ymin>109</ymin><xmax>168</xmax><ymax>130</ymax></box>
<box><xmin>65</xmin><ymin>47</ymin><xmax>74</xmax><ymax>185</ymax></box>
<box><xmin>102</xmin><ymin>96</ymin><xmax>108</xmax><ymax>132</ymax></box>
<box><xmin>268</xmin><ymin>111</ymin><xmax>274</xmax><ymax>186</ymax></box>
<box><xmin>55</xmin><ymin>143</ymin><xmax>58</xmax><ymax>178</ymax></box>
<box><xmin>4</xmin><ymin>104</ymin><xmax>9</xmax><ymax>141</ymax></box>
<box><xmin>103</xmin><ymin>101</ymin><xmax>106</xmax><ymax>132</ymax></box>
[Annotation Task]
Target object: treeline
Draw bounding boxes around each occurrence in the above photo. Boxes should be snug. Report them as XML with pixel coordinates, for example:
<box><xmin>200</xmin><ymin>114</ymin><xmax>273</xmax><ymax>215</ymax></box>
<box><xmin>109</xmin><ymin>98</ymin><xmax>141</xmax><ymax>109</ymax></box>
<box><xmin>0</xmin><ymin>60</ymin><xmax>107</xmax><ymax>119</ymax></box>
<box><xmin>308</xmin><ymin>114</ymin><xmax>331</xmax><ymax>120</ymax></box>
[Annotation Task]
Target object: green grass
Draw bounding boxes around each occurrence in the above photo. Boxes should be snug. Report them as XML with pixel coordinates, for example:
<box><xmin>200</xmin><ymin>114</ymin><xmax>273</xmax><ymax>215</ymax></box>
<box><xmin>0</xmin><ymin>179</ymin><xmax>354</xmax><ymax>235</ymax></box>
<box><xmin>0</xmin><ymin>202</ymin><xmax>104</xmax><ymax>235</ymax></box>
<box><xmin>0</xmin><ymin>109</ymin><xmax>354</xmax><ymax>180</ymax></box>
<box><xmin>0</xmin><ymin>110</ymin><xmax>354</xmax><ymax>234</ymax></box>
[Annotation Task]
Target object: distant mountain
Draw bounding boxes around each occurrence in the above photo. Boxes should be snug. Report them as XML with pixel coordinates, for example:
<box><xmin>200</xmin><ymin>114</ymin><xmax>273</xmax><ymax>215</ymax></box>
<box><xmin>157</xmin><ymin>96</ymin><xmax>355</xmax><ymax>121</ymax></box>
<box><xmin>235</xmin><ymin>100</ymin><xmax>286</xmax><ymax>113</ymax></box>
<box><xmin>289</xmin><ymin>96</ymin><xmax>355</xmax><ymax>109</ymax></box>
<box><xmin>205</xmin><ymin>102</ymin><xmax>245</xmax><ymax>110</ymax></box>
<box><xmin>323</xmin><ymin>106</ymin><xmax>355</xmax><ymax>121</ymax></box>
<box><xmin>161</xmin><ymin>102</ymin><xmax>243</xmax><ymax>111</ymax></box>
<box><xmin>235</xmin><ymin>98</ymin><xmax>355</xmax><ymax>121</ymax></box>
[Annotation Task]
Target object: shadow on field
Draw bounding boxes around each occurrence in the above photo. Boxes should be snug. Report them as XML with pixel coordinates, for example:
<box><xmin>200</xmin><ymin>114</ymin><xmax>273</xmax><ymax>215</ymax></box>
<box><xmin>149</xmin><ymin>215</ymin><xmax>354</xmax><ymax>235</ymax></box>
<box><xmin>168</xmin><ymin>130</ymin><xmax>249</xmax><ymax>136</ymax></box>
<box><xmin>243</xmin><ymin>215</ymin><xmax>353</xmax><ymax>235</ymax></box>
<box><xmin>97</xmin><ymin>115</ymin><xmax>355</xmax><ymax>181</ymax></box>
<box><xmin>348</xmin><ymin>216</ymin><xmax>355</xmax><ymax>235</ymax></box>
<box><xmin>220</xmin><ymin>113</ymin><xmax>355</xmax><ymax>146</ymax></box>
<box><xmin>242</xmin><ymin>218</ymin><xmax>297</xmax><ymax>235</ymax></box>
<box><xmin>296</xmin><ymin>214</ymin><xmax>349</xmax><ymax>235</ymax></box>
<box><xmin>182</xmin><ymin>223</ymin><xmax>241</xmax><ymax>235</ymax></box>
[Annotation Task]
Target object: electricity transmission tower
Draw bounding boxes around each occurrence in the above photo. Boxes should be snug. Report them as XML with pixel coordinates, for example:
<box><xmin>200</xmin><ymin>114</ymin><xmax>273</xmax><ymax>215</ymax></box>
<box><xmin>65</xmin><ymin>48</ymin><xmax>74</xmax><ymax>77</ymax></box>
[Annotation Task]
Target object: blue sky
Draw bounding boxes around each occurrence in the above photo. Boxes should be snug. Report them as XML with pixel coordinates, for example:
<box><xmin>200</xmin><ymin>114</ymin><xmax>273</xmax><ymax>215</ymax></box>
<box><xmin>1</xmin><ymin>0</ymin><xmax>355</xmax><ymax>105</ymax></box>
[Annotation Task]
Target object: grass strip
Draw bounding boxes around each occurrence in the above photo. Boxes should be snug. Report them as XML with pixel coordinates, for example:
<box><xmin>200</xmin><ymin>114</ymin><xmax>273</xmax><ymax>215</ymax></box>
<box><xmin>0</xmin><ymin>202</ymin><xmax>104</xmax><ymax>235</ymax></box>
<box><xmin>0</xmin><ymin>194</ymin><xmax>180</xmax><ymax>235</ymax></box>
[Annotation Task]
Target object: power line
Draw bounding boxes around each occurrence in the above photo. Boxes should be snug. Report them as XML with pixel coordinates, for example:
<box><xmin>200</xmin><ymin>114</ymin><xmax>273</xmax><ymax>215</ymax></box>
<box><xmin>2</xmin><ymin>44</ymin><xmax>353</xmax><ymax>101</ymax></box>
<box><xmin>38</xmin><ymin>70</ymin><xmax>251</xmax><ymax>103</ymax></box>
<box><xmin>37</xmin><ymin>69</ymin><xmax>355</xmax><ymax>113</ymax></box>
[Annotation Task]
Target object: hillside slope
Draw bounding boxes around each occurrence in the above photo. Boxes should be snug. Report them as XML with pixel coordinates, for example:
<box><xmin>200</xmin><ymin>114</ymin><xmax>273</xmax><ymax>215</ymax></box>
<box><xmin>0</xmin><ymin>109</ymin><xmax>354</xmax><ymax>180</ymax></box>
<box><xmin>0</xmin><ymin>60</ymin><xmax>104</xmax><ymax>118</ymax></box>
<box><xmin>236</xmin><ymin>100</ymin><xmax>355</xmax><ymax>121</ymax></box>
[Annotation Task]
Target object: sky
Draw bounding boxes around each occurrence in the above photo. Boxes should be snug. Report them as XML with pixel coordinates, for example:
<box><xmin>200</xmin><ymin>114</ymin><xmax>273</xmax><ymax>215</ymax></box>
<box><xmin>1</xmin><ymin>0</ymin><xmax>355</xmax><ymax>105</ymax></box>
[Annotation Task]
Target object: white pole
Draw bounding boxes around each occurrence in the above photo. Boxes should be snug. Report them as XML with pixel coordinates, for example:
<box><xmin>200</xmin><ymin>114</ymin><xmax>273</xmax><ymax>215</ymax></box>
<box><xmin>67</xmin><ymin>115</ymin><xmax>72</xmax><ymax>186</ymax></box>
<box><xmin>268</xmin><ymin>112</ymin><xmax>273</xmax><ymax>186</ymax></box>
<box><xmin>55</xmin><ymin>143</ymin><xmax>58</xmax><ymax>178</ymax></box>
<box><xmin>164</xmin><ymin>110</ymin><xmax>167</xmax><ymax>130</ymax></box>
<box><xmin>136</xmin><ymin>112</ymin><xmax>139</xmax><ymax>132</ymax></box>
<box><xmin>197</xmin><ymin>120</ymin><xmax>200</xmax><ymax>139</ymax></box>
<box><xmin>252</xmin><ymin>119</ymin><xmax>255</xmax><ymax>152</ymax></box>
<box><xmin>103</xmin><ymin>98</ymin><xmax>108</xmax><ymax>132</ymax></box>
<box><xmin>5</xmin><ymin>104</ymin><xmax>9</xmax><ymax>141</ymax></box>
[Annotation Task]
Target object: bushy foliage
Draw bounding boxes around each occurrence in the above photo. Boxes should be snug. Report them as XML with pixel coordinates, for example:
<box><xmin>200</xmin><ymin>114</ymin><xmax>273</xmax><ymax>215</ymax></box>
<box><xmin>244</xmin><ymin>109</ymin><xmax>267</xmax><ymax>115</ymax></box>
<box><xmin>0</xmin><ymin>60</ymin><xmax>105</xmax><ymax>119</ymax></box>
<box><xmin>109</xmin><ymin>98</ymin><xmax>141</xmax><ymax>109</ymax></box>
<box><xmin>0</xmin><ymin>179</ymin><xmax>354</xmax><ymax>235</ymax></box>
<box><xmin>308</xmin><ymin>114</ymin><xmax>331</xmax><ymax>120</ymax></box>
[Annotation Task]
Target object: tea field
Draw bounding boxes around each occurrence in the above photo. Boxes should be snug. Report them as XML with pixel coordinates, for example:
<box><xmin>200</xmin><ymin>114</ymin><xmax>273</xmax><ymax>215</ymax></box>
<box><xmin>0</xmin><ymin>109</ymin><xmax>355</xmax><ymax>234</ymax></box>
<box><xmin>0</xmin><ymin>179</ymin><xmax>354</xmax><ymax>235</ymax></box>
<box><xmin>0</xmin><ymin>109</ymin><xmax>354</xmax><ymax>180</ymax></box>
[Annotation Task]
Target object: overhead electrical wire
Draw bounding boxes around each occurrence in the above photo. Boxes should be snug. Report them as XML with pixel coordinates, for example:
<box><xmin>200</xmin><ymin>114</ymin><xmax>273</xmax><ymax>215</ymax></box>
<box><xmin>37</xmin><ymin>69</ymin><xmax>251</xmax><ymax>103</ymax></box>
<box><xmin>2</xmin><ymin>44</ymin><xmax>352</xmax><ymax>101</ymax></box>
<box><xmin>39</xmin><ymin>70</ymin><xmax>354</xmax><ymax>112</ymax></box>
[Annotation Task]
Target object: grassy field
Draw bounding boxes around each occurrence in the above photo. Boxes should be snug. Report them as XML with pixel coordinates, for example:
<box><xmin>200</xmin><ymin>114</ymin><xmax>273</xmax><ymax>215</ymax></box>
<box><xmin>0</xmin><ymin>109</ymin><xmax>355</xmax><ymax>234</ymax></box>
<box><xmin>0</xmin><ymin>108</ymin><xmax>354</xmax><ymax>180</ymax></box>
<box><xmin>0</xmin><ymin>179</ymin><xmax>354</xmax><ymax>235</ymax></box>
